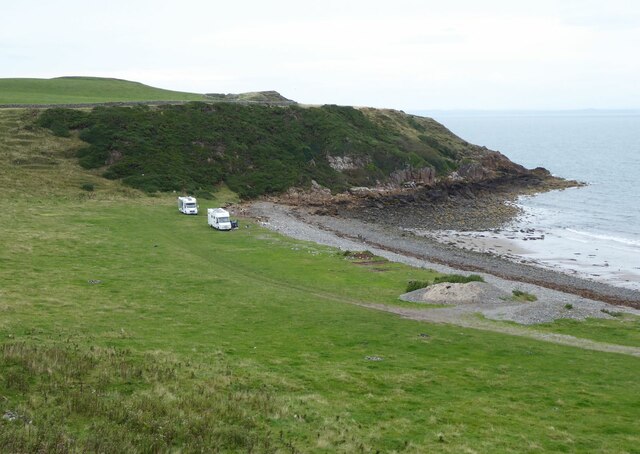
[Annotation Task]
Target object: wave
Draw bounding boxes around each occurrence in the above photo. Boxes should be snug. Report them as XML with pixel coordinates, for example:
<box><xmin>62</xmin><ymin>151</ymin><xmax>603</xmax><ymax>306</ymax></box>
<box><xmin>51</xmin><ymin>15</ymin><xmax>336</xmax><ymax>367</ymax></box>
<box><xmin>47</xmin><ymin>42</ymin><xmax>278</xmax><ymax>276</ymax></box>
<box><xmin>564</xmin><ymin>228</ymin><xmax>640</xmax><ymax>248</ymax></box>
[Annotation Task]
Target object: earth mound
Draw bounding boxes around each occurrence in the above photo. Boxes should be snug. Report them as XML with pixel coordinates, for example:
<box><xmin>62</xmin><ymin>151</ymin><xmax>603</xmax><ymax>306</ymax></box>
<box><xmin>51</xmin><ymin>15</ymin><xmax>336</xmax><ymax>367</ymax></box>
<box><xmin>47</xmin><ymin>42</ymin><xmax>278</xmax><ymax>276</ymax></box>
<box><xmin>401</xmin><ymin>281</ymin><xmax>509</xmax><ymax>305</ymax></box>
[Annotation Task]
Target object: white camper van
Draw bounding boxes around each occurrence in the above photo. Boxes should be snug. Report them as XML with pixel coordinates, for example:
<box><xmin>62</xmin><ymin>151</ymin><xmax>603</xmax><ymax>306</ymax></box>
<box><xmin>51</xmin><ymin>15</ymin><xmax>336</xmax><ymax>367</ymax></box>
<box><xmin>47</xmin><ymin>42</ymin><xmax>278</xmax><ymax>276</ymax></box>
<box><xmin>178</xmin><ymin>196</ymin><xmax>198</xmax><ymax>215</ymax></box>
<box><xmin>208</xmin><ymin>208</ymin><xmax>232</xmax><ymax>230</ymax></box>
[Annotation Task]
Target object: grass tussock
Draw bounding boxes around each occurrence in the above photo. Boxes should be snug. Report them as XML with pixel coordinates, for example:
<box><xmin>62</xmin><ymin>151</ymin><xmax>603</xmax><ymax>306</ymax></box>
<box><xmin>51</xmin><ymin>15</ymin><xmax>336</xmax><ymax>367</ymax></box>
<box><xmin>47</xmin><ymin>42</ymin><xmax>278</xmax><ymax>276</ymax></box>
<box><xmin>0</xmin><ymin>342</ymin><xmax>283</xmax><ymax>453</ymax></box>
<box><xmin>511</xmin><ymin>289</ymin><xmax>538</xmax><ymax>302</ymax></box>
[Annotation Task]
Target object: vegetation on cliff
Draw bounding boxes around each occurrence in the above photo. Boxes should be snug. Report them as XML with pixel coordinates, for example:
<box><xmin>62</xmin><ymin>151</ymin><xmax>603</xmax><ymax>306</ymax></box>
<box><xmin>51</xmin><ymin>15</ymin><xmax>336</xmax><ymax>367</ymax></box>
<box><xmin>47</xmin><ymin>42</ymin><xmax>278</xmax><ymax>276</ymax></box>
<box><xmin>35</xmin><ymin>102</ymin><xmax>511</xmax><ymax>198</ymax></box>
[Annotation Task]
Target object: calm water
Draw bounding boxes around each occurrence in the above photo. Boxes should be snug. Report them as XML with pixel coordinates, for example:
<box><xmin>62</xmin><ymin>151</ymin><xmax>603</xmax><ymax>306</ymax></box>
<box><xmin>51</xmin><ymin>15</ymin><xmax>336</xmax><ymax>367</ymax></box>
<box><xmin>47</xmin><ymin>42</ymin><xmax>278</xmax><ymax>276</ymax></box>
<box><xmin>411</xmin><ymin>110</ymin><xmax>640</xmax><ymax>289</ymax></box>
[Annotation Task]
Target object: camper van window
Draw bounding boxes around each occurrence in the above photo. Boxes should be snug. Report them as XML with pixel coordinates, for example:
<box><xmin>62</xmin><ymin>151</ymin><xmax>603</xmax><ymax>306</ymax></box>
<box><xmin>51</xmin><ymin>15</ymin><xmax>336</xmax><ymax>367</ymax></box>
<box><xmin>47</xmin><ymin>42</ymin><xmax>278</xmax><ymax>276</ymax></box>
<box><xmin>186</xmin><ymin>203</ymin><xmax>196</xmax><ymax>208</ymax></box>
<box><xmin>219</xmin><ymin>217</ymin><xmax>230</xmax><ymax>223</ymax></box>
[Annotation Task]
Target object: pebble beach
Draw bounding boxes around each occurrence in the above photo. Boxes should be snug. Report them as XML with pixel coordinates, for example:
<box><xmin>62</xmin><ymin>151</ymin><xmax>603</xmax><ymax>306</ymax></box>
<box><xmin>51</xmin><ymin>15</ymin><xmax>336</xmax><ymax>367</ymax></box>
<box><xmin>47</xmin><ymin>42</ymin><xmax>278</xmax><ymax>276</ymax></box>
<box><xmin>244</xmin><ymin>201</ymin><xmax>640</xmax><ymax>327</ymax></box>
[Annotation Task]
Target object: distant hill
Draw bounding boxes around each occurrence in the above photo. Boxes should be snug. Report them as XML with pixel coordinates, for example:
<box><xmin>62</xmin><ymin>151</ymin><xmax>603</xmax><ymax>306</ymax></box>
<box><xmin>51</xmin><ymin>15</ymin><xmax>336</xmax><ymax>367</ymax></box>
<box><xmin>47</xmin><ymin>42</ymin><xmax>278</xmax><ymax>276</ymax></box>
<box><xmin>0</xmin><ymin>76</ymin><xmax>206</xmax><ymax>104</ymax></box>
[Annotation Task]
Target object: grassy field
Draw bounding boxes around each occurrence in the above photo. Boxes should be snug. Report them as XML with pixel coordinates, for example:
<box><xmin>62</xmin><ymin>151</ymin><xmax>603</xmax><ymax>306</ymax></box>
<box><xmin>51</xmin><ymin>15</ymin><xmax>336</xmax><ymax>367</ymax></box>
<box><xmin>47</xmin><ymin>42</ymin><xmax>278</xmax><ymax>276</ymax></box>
<box><xmin>1</xmin><ymin>109</ymin><xmax>639</xmax><ymax>452</ymax></box>
<box><xmin>0</xmin><ymin>77</ymin><xmax>205</xmax><ymax>104</ymax></box>
<box><xmin>526</xmin><ymin>316</ymin><xmax>640</xmax><ymax>348</ymax></box>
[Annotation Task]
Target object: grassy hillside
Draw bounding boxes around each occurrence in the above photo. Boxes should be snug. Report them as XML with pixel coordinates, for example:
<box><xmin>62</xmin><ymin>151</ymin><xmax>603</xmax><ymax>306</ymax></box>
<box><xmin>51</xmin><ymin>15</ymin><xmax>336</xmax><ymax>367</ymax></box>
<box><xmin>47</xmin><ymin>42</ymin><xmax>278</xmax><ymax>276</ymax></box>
<box><xmin>36</xmin><ymin>103</ymin><xmax>473</xmax><ymax>197</ymax></box>
<box><xmin>0</xmin><ymin>77</ymin><xmax>205</xmax><ymax>104</ymax></box>
<box><xmin>2</xmin><ymin>197</ymin><xmax>640</xmax><ymax>452</ymax></box>
<box><xmin>0</xmin><ymin>109</ymin><xmax>139</xmax><ymax>199</ymax></box>
<box><xmin>1</xmin><ymin>108</ymin><xmax>640</xmax><ymax>452</ymax></box>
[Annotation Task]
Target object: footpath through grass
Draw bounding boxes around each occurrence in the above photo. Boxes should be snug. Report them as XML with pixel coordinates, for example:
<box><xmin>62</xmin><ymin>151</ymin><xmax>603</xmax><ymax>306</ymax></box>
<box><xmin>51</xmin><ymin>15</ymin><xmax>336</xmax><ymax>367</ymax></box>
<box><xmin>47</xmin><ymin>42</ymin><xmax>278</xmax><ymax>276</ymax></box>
<box><xmin>1</xmin><ymin>195</ymin><xmax>639</xmax><ymax>452</ymax></box>
<box><xmin>526</xmin><ymin>316</ymin><xmax>640</xmax><ymax>348</ymax></box>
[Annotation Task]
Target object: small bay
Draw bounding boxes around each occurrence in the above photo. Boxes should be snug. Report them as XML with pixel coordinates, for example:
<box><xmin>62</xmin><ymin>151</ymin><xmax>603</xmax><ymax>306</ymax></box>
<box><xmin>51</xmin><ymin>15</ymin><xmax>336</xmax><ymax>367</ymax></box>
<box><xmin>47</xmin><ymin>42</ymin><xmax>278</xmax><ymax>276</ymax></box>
<box><xmin>411</xmin><ymin>110</ymin><xmax>640</xmax><ymax>290</ymax></box>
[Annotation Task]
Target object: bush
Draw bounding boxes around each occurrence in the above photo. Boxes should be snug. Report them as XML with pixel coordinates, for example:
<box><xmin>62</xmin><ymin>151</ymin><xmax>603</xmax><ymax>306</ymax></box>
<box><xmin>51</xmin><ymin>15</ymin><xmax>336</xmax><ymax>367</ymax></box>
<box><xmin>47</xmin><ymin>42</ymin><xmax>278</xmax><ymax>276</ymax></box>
<box><xmin>406</xmin><ymin>280</ymin><xmax>430</xmax><ymax>292</ymax></box>
<box><xmin>37</xmin><ymin>108</ymin><xmax>89</xmax><ymax>136</ymax></box>
<box><xmin>80</xmin><ymin>183</ymin><xmax>95</xmax><ymax>192</ymax></box>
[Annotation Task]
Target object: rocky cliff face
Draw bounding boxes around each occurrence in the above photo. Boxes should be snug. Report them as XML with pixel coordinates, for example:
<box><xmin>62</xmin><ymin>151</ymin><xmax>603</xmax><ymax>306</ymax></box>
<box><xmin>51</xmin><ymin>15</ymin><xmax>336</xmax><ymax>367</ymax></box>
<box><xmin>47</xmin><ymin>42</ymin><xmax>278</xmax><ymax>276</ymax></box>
<box><xmin>389</xmin><ymin>167</ymin><xmax>436</xmax><ymax>187</ymax></box>
<box><xmin>448</xmin><ymin>151</ymin><xmax>527</xmax><ymax>183</ymax></box>
<box><xmin>276</xmin><ymin>146</ymin><xmax>578</xmax><ymax>216</ymax></box>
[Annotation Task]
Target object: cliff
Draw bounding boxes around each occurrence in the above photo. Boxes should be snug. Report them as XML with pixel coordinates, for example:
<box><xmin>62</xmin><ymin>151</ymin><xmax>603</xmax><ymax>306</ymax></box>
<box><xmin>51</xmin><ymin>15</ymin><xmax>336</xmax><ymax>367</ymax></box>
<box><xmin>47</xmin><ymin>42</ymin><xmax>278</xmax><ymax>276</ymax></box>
<box><xmin>36</xmin><ymin>101</ymin><xmax>575</xmax><ymax>200</ymax></box>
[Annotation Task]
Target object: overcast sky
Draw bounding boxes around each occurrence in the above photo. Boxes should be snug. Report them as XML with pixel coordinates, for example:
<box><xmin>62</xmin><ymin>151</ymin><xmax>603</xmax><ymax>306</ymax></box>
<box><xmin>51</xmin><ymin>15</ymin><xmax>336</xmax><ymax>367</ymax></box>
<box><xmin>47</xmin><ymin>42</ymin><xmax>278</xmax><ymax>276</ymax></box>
<box><xmin>3</xmin><ymin>0</ymin><xmax>640</xmax><ymax>110</ymax></box>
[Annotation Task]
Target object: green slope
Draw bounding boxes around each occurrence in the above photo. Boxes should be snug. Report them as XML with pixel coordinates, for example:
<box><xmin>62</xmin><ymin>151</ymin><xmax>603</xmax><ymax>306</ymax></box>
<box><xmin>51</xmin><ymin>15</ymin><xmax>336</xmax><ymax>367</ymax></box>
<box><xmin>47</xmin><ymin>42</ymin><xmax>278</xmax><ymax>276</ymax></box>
<box><xmin>1</xmin><ymin>181</ymin><xmax>639</xmax><ymax>452</ymax></box>
<box><xmin>1</xmin><ymin>109</ymin><xmax>640</xmax><ymax>453</ymax></box>
<box><xmin>0</xmin><ymin>76</ymin><xmax>206</xmax><ymax>104</ymax></box>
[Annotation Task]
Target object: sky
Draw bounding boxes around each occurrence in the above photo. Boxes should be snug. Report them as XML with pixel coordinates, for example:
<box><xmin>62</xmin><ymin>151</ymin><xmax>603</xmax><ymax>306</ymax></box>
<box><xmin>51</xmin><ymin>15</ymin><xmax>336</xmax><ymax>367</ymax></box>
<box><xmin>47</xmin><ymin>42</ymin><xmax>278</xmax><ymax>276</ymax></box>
<box><xmin>3</xmin><ymin>0</ymin><xmax>640</xmax><ymax>110</ymax></box>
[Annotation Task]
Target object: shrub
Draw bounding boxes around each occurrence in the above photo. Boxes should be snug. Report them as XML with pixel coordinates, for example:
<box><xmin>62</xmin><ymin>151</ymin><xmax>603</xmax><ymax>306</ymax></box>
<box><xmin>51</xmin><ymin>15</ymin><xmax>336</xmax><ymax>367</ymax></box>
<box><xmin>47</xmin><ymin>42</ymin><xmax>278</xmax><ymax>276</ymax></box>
<box><xmin>81</xmin><ymin>183</ymin><xmax>95</xmax><ymax>192</ymax></box>
<box><xmin>406</xmin><ymin>280</ymin><xmax>430</xmax><ymax>292</ymax></box>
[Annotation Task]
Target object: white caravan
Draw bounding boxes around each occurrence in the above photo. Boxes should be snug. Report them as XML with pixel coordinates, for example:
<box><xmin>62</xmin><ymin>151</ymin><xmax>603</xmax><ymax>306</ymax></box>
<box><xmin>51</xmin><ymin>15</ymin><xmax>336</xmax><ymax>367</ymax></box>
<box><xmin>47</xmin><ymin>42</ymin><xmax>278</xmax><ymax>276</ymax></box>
<box><xmin>178</xmin><ymin>196</ymin><xmax>198</xmax><ymax>215</ymax></box>
<box><xmin>208</xmin><ymin>208</ymin><xmax>232</xmax><ymax>230</ymax></box>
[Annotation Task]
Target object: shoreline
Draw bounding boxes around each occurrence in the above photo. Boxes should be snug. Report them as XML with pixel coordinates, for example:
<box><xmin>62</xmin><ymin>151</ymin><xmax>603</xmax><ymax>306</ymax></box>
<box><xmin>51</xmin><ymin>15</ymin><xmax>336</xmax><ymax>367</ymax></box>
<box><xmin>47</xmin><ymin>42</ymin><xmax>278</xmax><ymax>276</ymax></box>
<box><xmin>243</xmin><ymin>201</ymin><xmax>640</xmax><ymax>310</ymax></box>
<box><xmin>409</xmin><ymin>227</ymin><xmax>640</xmax><ymax>292</ymax></box>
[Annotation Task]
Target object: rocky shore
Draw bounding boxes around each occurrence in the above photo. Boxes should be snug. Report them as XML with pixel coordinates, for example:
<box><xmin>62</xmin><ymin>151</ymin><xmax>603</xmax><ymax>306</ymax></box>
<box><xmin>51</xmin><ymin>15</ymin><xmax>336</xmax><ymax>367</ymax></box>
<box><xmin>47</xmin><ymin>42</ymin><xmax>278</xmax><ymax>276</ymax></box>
<box><xmin>244</xmin><ymin>198</ymin><xmax>640</xmax><ymax>310</ymax></box>
<box><xmin>337</xmin><ymin>173</ymin><xmax>579</xmax><ymax>231</ymax></box>
<box><xmin>242</xmin><ymin>201</ymin><xmax>640</xmax><ymax>350</ymax></box>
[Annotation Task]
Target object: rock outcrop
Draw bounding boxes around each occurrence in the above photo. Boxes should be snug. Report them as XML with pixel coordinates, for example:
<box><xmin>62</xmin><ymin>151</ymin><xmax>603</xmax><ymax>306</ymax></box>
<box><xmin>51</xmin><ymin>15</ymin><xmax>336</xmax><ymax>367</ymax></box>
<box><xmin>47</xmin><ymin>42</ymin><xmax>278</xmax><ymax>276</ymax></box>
<box><xmin>389</xmin><ymin>166</ymin><xmax>436</xmax><ymax>187</ymax></box>
<box><xmin>327</xmin><ymin>155</ymin><xmax>370</xmax><ymax>171</ymax></box>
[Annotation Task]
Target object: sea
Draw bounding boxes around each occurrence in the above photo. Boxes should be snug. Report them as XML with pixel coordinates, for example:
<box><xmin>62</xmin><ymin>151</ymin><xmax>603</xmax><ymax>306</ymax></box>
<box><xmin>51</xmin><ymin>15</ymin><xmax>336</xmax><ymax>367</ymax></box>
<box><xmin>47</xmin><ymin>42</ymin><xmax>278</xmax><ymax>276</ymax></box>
<box><xmin>410</xmin><ymin>110</ymin><xmax>640</xmax><ymax>291</ymax></box>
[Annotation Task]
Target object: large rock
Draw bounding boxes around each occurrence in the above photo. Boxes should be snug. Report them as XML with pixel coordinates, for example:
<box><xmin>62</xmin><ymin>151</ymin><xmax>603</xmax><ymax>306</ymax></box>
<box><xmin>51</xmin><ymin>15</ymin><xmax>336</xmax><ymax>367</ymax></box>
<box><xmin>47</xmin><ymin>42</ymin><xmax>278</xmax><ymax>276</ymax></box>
<box><xmin>452</xmin><ymin>151</ymin><xmax>528</xmax><ymax>183</ymax></box>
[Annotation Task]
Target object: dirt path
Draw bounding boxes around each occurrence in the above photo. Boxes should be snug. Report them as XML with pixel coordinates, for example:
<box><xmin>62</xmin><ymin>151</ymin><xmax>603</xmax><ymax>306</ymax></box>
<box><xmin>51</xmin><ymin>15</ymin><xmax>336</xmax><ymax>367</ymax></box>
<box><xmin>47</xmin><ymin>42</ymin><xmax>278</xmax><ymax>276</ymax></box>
<box><xmin>356</xmin><ymin>302</ymin><xmax>640</xmax><ymax>357</ymax></box>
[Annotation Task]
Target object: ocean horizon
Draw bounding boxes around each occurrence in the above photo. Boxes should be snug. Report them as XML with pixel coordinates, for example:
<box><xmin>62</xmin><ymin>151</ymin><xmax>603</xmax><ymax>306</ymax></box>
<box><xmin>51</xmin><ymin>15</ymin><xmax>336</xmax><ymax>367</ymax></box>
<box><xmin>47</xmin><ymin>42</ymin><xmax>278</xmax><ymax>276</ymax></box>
<box><xmin>410</xmin><ymin>109</ymin><xmax>640</xmax><ymax>290</ymax></box>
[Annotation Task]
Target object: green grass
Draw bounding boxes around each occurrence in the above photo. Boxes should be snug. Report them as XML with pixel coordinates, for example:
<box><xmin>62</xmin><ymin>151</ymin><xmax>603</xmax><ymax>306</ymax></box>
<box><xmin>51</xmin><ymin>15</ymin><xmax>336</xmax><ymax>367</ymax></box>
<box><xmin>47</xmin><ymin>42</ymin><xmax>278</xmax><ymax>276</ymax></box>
<box><xmin>0</xmin><ymin>77</ymin><xmax>205</xmax><ymax>104</ymax></box>
<box><xmin>1</xmin><ymin>198</ymin><xmax>639</xmax><ymax>452</ymax></box>
<box><xmin>1</xmin><ymin>109</ymin><xmax>640</xmax><ymax>452</ymax></box>
<box><xmin>528</xmin><ymin>316</ymin><xmax>640</xmax><ymax>348</ymax></box>
<box><xmin>511</xmin><ymin>289</ymin><xmax>538</xmax><ymax>302</ymax></box>
<box><xmin>0</xmin><ymin>109</ymin><xmax>141</xmax><ymax>200</ymax></box>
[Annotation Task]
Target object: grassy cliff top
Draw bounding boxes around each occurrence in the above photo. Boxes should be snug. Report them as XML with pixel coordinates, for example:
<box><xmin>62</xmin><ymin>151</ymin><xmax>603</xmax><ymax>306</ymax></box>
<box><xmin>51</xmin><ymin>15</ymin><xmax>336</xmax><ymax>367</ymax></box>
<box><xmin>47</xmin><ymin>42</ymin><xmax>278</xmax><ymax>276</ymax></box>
<box><xmin>0</xmin><ymin>76</ymin><xmax>206</xmax><ymax>104</ymax></box>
